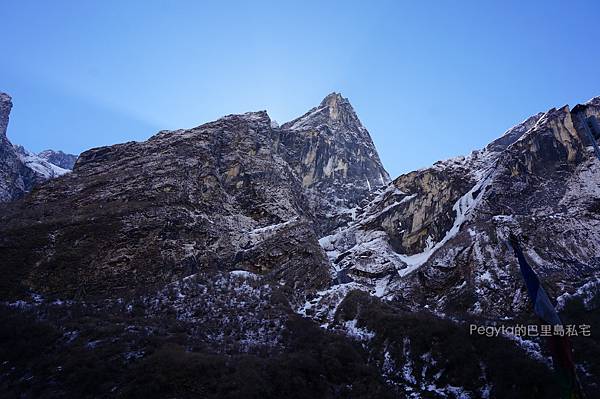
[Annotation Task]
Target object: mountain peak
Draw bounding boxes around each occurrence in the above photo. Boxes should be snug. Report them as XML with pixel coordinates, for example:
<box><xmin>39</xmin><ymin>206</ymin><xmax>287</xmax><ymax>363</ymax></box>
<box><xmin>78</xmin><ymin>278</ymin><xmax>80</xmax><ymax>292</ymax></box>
<box><xmin>0</xmin><ymin>92</ymin><xmax>11</xmax><ymax>103</ymax></box>
<box><xmin>213</xmin><ymin>110</ymin><xmax>271</xmax><ymax>126</ymax></box>
<box><xmin>282</xmin><ymin>92</ymin><xmax>362</xmax><ymax>132</ymax></box>
<box><xmin>318</xmin><ymin>92</ymin><xmax>354</xmax><ymax>123</ymax></box>
<box><xmin>319</xmin><ymin>91</ymin><xmax>344</xmax><ymax>106</ymax></box>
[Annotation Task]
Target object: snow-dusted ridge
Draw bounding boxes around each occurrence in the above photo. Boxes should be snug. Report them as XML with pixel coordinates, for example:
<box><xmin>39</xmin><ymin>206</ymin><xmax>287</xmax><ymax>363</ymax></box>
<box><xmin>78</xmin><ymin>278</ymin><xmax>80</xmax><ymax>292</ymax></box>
<box><xmin>16</xmin><ymin>146</ymin><xmax>70</xmax><ymax>179</ymax></box>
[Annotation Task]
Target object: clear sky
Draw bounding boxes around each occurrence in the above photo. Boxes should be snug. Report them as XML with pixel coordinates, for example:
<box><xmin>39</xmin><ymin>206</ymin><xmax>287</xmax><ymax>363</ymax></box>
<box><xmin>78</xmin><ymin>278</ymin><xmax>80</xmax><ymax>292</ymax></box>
<box><xmin>1</xmin><ymin>0</ymin><xmax>599</xmax><ymax>177</ymax></box>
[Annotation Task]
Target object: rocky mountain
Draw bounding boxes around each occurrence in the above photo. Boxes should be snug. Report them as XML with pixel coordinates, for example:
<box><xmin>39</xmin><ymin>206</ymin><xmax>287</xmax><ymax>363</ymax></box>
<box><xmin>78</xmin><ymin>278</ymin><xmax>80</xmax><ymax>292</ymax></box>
<box><xmin>0</xmin><ymin>92</ymin><xmax>73</xmax><ymax>202</ymax></box>
<box><xmin>38</xmin><ymin>149</ymin><xmax>78</xmax><ymax>170</ymax></box>
<box><xmin>313</xmin><ymin>99</ymin><xmax>600</xmax><ymax>317</ymax></box>
<box><xmin>0</xmin><ymin>110</ymin><xmax>333</xmax><ymax>306</ymax></box>
<box><xmin>1</xmin><ymin>92</ymin><xmax>599</xmax><ymax>398</ymax></box>
<box><xmin>308</xmin><ymin>98</ymin><xmax>600</xmax><ymax>396</ymax></box>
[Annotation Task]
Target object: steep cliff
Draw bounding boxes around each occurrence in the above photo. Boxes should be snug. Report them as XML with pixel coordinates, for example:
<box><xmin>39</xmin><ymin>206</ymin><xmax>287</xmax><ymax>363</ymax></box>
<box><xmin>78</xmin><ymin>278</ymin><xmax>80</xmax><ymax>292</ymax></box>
<box><xmin>0</xmin><ymin>92</ymin><xmax>30</xmax><ymax>202</ymax></box>
<box><xmin>301</xmin><ymin>98</ymin><xmax>600</xmax><ymax>397</ymax></box>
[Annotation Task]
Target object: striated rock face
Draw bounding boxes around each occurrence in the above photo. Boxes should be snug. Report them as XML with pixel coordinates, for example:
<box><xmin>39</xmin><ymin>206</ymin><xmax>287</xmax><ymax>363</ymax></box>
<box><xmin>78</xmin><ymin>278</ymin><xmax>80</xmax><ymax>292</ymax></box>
<box><xmin>277</xmin><ymin>93</ymin><xmax>390</xmax><ymax>234</ymax></box>
<box><xmin>38</xmin><ymin>149</ymin><xmax>78</xmax><ymax>170</ymax></box>
<box><xmin>0</xmin><ymin>92</ymin><xmax>71</xmax><ymax>202</ymax></box>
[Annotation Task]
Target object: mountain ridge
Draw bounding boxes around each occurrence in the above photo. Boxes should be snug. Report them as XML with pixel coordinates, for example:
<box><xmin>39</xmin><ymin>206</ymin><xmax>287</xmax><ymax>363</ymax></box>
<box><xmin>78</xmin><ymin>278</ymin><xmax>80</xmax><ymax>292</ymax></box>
<box><xmin>1</xmin><ymin>91</ymin><xmax>599</xmax><ymax>398</ymax></box>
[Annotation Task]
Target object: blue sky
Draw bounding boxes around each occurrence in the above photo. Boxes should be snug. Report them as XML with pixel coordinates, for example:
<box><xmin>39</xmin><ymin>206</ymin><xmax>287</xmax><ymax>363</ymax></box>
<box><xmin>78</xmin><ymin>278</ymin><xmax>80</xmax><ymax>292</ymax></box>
<box><xmin>1</xmin><ymin>0</ymin><xmax>599</xmax><ymax>177</ymax></box>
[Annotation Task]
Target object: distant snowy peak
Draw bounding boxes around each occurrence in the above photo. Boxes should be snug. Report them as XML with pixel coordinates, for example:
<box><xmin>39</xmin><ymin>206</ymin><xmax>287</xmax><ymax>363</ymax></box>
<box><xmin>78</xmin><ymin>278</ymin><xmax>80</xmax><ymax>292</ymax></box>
<box><xmin>0</xmin><ymin>91</ymin><xmax>72</xmax><ymax>202</ymax></box>
<box><xmin>38</xmin><ymin>149</ymin><xmax>78</xmax><ymax>170</ymax></box>
<box><xmin>14</xmin><ymin>146</ymin><xmax>70</xmax><ymax>179</ymax></box>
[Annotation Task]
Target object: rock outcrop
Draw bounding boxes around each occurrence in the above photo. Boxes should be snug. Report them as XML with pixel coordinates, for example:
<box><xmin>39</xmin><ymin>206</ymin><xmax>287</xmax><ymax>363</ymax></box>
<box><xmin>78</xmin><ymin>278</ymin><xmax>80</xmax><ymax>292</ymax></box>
<box><xmin>0</xmin><ymin>92</ymin><xmax>31</xmax><ymax>202</ymax></box>
<box><xmin>0</xmin><ymin>92</ymin><xmax>11</xmax><ymax>137</ymax></box>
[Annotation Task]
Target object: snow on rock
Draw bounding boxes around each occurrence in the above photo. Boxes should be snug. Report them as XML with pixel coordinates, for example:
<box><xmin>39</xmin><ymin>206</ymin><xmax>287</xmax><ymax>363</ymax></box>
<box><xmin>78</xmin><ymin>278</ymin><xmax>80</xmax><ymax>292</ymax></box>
<box><xmin>401</xmin><ymin>337</ymin><xmax>417</xmax><ymax>385</ymax></box>
<box><xmin>16</xmin><ymin>146</ymin><xmax>70</xmax><ymax>178</ymax></box>
<box><xmin>504</xmin><ymin>334</ymin><xmax>552</xmax><ymax>367</ymax></box>
<box><xmin>143</xmin><ymin>272</ymin><xmax>288</xmax><ymax>353</ymax></box>
<box><xmin>556</xmin><ymin>278</ymin><xmax>600</xmax><ymax>311</ymax></box>
<box><xmin>229</xmin><ymin>270</ymin><xmax>260</xmax><ymax>279</ymax></box>
<box><xmin>297</xmin><ymin>282</ymin><xmax>368</xmax><ymax>325</ymax></box>
<box><xmin>302</xmin><ymin>95</ymin><xmax>600</xmax><ymax>342</ymax></box>
<box><xmin>342</xmin><ymin>319</ymin><xmax>375</xmax><ymax>342</ymax></box>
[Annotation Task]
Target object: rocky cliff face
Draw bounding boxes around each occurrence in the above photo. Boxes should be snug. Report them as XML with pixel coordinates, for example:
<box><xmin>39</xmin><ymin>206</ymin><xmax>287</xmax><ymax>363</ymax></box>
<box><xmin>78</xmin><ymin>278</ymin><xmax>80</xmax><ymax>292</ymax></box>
<box><xmin>0</xmin><ymin>93</ymin><xmax>389</xmax><ymax>302</ymax></box>
<box><xmin>1</xmin><ymin>93</ymin><xmax>599</xmax><ymax>398</ymax></box>
<box><xmin>0</xmin><ymin>94</ymin><xmax>397</xmax><ymax>397</ymax></box>
<box><xmin>0</xmin><ymin>92</ymin><xmax>71</xmax><ymax>202</ymax></box>
<box><xmin>0</xmin><ymin>92</ymin><xmax>11</xmax><ymax>137</ymax></box>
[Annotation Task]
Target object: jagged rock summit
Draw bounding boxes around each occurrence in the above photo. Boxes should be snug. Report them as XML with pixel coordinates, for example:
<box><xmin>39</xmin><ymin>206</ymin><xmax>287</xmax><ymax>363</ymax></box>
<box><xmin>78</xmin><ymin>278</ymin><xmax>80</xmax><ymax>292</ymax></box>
<box><xmin>277</xmin><ymin>92</ymin><xmax>390</xmax><ymax>233</ymax></box>
<box><xmin>282</xmin><ymin>92</ymin><xmax>374</xmax><ymax>137</ymax></box>
<box><xmin>0</xmin><ymin>92</ymin><xmax>25</xmax><ymax>202</ymax></box>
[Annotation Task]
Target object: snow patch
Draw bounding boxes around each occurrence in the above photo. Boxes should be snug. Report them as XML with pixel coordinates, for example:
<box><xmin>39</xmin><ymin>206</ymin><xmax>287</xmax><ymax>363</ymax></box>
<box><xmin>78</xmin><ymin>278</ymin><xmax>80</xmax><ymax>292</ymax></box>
<box><xmin>343</xmin><ymin>319</ymin><xmax>375</xmax><ymax>341</ymax></box>
<box><xmin>556</xmin><ymin>278</ymin><xmax>600</xmax><ymax>311</ymax></box>
<box><xmin>229</xmin><ymin>270</ymin><xmax>259</xmax><ymax>279</ymax></box>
